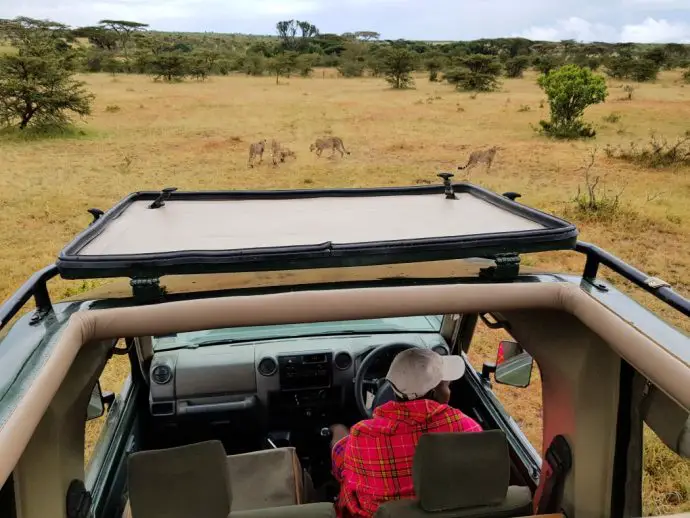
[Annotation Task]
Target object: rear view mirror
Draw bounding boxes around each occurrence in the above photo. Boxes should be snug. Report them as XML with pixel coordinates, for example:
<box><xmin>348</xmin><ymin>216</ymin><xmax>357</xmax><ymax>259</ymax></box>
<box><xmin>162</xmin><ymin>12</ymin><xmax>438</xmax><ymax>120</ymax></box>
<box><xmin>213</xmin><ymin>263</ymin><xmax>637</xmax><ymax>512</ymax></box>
<box><xmin>86</xmin><ymin>382</ymin><xmax>105</xmax><ymax>421</ymax></box>
<box><xmin>494</xmin><ymin>341</ymin><xmax>534</xmax><ymax>388</ymax></box>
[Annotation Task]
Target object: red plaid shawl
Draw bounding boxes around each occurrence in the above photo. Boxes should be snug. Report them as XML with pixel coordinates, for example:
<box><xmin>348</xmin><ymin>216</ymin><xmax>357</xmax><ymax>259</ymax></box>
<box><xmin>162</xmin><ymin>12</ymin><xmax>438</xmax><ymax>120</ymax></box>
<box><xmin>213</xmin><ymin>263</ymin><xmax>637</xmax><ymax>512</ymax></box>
<box><xmin>331</xmin><ymin>399</ymin><xmax>482</xmax><ymax>518</ymax></box>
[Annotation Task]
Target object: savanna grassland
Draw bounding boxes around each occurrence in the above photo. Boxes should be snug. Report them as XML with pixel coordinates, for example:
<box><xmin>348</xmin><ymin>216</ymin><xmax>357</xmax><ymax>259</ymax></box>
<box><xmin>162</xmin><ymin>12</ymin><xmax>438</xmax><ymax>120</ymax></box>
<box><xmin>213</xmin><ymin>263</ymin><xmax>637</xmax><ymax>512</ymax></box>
<box><xmin>2</xmin><ymin>69</ymin><xmax>689</xmax><ymax>515</ymax></box>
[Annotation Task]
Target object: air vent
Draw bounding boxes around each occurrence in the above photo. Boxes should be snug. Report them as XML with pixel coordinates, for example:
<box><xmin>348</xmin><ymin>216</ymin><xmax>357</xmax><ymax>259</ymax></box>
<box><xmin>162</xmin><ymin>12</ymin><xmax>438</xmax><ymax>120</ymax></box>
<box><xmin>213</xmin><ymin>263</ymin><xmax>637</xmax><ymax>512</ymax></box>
<box><xmin>258</xmin><ymin>357</ymin><xmax>278</xmax><ymax>376</ymax></box>
<box><xmin>334</xmin><ymin>352</ymin><xmax>353</xmax><ymax>370</ymax></box>
<box><xmin>151</xmin><ymin>364</ymin><xmax>172</xmax><ymax>384</ymax></box>
<box><xmin>432</xmin><ymin>345</ymin><xmax>448</xmax><ymax>356</ymax></box>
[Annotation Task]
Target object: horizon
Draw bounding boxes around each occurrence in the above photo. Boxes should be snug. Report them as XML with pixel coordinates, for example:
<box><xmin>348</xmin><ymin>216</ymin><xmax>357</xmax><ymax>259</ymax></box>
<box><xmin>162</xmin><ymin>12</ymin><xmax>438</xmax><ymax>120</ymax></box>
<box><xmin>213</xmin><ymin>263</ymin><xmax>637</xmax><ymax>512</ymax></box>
<box><xmin>2</xmin><ymin>0</ymin><xmax>690</xmax><ymax>44</ymax></box>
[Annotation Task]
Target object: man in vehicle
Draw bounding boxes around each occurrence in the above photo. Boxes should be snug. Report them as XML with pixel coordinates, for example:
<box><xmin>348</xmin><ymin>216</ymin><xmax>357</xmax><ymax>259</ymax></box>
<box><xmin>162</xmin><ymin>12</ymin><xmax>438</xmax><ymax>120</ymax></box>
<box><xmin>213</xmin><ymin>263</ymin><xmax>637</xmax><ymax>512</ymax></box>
<box><xmin>330</xmin><ymin>348</ymin><xmax>482</xmax><ymax>518</ymax></box>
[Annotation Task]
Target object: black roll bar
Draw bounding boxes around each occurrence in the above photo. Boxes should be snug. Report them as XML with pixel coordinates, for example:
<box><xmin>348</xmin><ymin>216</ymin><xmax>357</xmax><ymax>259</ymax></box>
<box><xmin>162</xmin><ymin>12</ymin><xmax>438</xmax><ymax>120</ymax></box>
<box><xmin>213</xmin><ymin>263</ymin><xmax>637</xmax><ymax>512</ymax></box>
<box><xmin>0</xmin><ymin>264</ymin><xmax>59</xmax><ymax>331</ymax></box>
<box><xmin>576</xmin><ymin>241</ymin><xmax>690</xmax><ymax>318</ymax></box>
<box><xmin>0</xmin><ymin>244</ymin><xmax>687</xmax><ymax>333</ymax></box>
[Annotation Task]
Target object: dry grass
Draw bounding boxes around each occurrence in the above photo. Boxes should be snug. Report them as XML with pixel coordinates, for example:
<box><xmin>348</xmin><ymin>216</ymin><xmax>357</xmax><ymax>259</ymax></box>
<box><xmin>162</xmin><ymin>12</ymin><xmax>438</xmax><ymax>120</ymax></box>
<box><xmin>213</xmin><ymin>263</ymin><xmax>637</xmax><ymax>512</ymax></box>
<box><xmin>1</xmin><ymin>69</ymin><xmax>688</xmax><ymax>515</ymax></box>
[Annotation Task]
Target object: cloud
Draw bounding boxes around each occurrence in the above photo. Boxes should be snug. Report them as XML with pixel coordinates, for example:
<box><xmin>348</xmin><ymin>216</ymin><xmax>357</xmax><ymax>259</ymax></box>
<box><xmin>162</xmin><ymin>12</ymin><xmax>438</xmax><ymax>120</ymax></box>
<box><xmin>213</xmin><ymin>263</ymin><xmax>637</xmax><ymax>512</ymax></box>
<box><xmin>519</xmin><ymin>16</ymin><xmax>690</xmax><ymax>43</ymax></box>
<box><xmin>520</xmin><ymin>17</ymin><xmax>617</xmax><ymax>42</ymax></box>
<box><xmin>620</xmin><ymin>17</ymin><xmax>690</xmax><ymax>42</ymax></box>
<box><xmin>1</xmin><ymin>0</ymin><xmax>689</xmax><ymax>41</ymax></box>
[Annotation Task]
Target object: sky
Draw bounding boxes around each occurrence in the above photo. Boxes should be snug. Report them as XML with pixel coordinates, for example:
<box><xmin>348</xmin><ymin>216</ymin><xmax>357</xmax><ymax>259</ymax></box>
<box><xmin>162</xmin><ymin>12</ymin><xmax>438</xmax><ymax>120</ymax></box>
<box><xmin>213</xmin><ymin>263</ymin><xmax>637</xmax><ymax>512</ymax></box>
<box><xmin>1</xmin><ymin>0</ymin><xmax>690</xmax><ymax>43</ymax></box>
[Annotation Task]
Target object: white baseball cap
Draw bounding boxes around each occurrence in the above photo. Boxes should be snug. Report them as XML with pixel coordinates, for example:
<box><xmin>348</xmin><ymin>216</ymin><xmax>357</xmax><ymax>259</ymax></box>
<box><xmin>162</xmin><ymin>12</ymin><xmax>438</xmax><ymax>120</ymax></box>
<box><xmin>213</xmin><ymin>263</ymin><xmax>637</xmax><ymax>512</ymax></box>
<box><xmin>385</xmin><ymin>348</ymin><xmax>466</xmax><ymax>400</ymax></box>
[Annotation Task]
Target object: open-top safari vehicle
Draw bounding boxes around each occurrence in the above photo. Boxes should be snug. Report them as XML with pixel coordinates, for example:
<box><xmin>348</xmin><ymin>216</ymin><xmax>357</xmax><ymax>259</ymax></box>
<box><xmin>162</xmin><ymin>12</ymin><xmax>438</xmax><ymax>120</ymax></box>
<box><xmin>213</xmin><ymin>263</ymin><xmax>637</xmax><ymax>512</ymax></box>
<box><xmin>0</xmin><ymin>177</ymin><xmax>688</xmax><ymax>518</ymax></box>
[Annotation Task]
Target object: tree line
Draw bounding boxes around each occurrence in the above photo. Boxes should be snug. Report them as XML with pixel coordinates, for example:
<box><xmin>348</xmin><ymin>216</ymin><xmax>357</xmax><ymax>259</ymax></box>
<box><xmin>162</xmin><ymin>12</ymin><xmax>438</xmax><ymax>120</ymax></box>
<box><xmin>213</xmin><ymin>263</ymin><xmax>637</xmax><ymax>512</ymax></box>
<box><xmin>4</xmin><ymin>16</ymin><xmax>688</xmax><ymax>85</ymax></box>
<box><xmin>1</xmin><ymin>16</ymin><xmax>689</xmax><ymax>135</ymax></box>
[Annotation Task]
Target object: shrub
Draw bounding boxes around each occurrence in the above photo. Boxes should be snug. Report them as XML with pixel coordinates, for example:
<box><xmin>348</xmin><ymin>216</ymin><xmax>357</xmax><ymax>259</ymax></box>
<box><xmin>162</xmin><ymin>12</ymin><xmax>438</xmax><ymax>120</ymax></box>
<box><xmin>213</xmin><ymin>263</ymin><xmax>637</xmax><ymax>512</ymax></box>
<box><xmin>445</xmin><ymin>54</ymin><xmax>502</xmax><ymax>92</ymax></box>
<box><xmin>105</xmin><ymin>104</ymin><xmax>120</xmax><ymax>113</ymax></box>
<box><xmin>532</xmin><ymin>55</ymin><xmax>564</xmax><ymax>75</ymax></box>
<box><xmin>382</xmin><ymin>47</ymin><xmax>416</xmax><ymax>89</ymax></box>
<box><xmin>683</xmin><ymin>69</ymin><xmax>690</xmax><ymax>84</ymax></box>
<box><xmin>602</xmin><ymin>112</ymin><xmax>621</xmax><ymax>124</ymax></box>
<box><xmin>425</xmin><ymin>53</ymin><xmax>445</xmax><ymax>82</ymax></box>
<box><xmin>570</xmin><ymin>148</ymin><xmax>624</xmax><ymax>222</ymax></box>
<box><xmin>606</xmin><ymin>56</ymin><xmax>659</xmax><ymax>82</ymax></box>
<box><xmin>605</xmin><ymin>131</ymin><xmax>690</xmax><ymax>168</ymax></box>
<box><xmin>537</xmin><ymin>64</ymin><xmax>608</xmax><ymax>139</ymax></box>
<box><xmin>504</xmin><ymin>56</ymin><xmax>530</xmax><ymax>78</ymax></box>
<box><xmin>149</xmin><ymin>52</ymin><xmax>188</xmax><ymax>82</ymax></box>
<box><xmin>630</xmin><ymin>59</ymin><xmax>660</xmax><ymax>82</ymax></box>
<box><xmin>518</xmin><ymin>105</ymin><xmax>531</xmax><ymax>112</ymax></box>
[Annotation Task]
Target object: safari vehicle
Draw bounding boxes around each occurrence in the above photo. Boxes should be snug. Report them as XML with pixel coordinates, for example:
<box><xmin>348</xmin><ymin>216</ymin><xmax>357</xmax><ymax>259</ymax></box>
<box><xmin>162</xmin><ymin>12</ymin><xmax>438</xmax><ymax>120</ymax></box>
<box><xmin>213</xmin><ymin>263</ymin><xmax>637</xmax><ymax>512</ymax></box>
<box><xmin>0</xmin><ymin>178</ymin><xmax>688</xmax><ymax>518</ymax></box>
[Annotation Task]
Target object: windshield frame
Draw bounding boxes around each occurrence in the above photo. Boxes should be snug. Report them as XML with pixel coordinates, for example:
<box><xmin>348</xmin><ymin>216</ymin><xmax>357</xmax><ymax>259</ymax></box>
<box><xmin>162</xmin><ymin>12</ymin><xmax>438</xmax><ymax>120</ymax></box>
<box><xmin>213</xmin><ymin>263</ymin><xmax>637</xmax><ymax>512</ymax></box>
<box><xmin>152</xmin><ymin>315</ymin><xmax>444</xmax><ymax>351</ymax></box>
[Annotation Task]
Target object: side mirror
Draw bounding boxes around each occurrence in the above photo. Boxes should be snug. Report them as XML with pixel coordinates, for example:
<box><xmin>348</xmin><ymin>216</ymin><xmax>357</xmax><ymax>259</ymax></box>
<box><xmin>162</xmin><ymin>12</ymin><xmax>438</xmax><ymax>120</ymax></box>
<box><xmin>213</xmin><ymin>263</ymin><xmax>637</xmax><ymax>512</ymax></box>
<box><xmin>86</xmin><ymin>382</ymin><xmax>105</xmax><ymax>421</ymax></box>
<box><xmin>86</xmin><ymin>382</ymin><xmax>116</xmax><ymax>421</ymax></box>
<box><xmin>494</xmin><ymin>341</ymin><xmax>534</xmax><ymax>388</ymax></box>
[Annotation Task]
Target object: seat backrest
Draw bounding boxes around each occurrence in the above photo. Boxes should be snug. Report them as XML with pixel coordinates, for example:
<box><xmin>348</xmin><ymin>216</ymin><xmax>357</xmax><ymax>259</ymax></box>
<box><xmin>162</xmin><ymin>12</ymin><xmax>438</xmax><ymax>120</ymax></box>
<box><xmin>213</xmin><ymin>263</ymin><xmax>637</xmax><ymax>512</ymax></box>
<box><xmin>413</xmin><ymin>429</ymin><xmax>510</xmax><ymax>511</ymax></box>
<box><xmin>375</xmin><ymin>429</ymin><xmax>534</xmax><ymax>518</ymax></box>
<box><xmin>227</xmin><ymin>447</ymin><xmax>304</xmax><ymax>511</ymax></box>
<box><xmin>127</xmin><ymin>440</ymin><xmax>231</xmax><ymax>518</ymax></box>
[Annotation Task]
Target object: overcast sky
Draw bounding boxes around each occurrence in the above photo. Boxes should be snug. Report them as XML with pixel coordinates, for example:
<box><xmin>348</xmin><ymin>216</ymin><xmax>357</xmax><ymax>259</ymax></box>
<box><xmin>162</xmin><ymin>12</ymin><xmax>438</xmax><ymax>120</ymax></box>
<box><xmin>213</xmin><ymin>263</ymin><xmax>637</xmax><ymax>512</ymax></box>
<box><xmin>2</xmin><ymin>0</ymin><xmax>690</xmax><ymax>43</ymax></box>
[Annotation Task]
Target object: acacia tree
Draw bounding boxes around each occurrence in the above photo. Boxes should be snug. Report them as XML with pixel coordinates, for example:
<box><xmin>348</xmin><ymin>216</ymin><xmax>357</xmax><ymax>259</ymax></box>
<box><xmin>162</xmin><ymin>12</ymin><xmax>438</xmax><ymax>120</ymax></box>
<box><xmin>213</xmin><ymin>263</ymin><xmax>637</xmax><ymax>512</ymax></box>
<box><xmin>73</xmin><ymin>26</ymin><xmax>118</xmax><ymax>50</ymax></box>
<box><xmin>98</xmin><ymin>20</ymin><xmax>148</xmax><ymax>61</ymax></box>
<box><xmin>538</xmin><ymin>64</ymin><xmax>608</xmax><ymax>139</ymax></box>
<box><xmin>424</xmin><ymin>52</ymin><xmax>446</xmax><ymax>81</ymax></box>
<box><xmin>276</xmin><ymin>20</ymin><xmax>318</xmax><ymax>51</ymax></box>
<box><xmin>267</xmin><ymin>51</ymin><xmax>298</xmax><ymax>83</ymax></box>
<box><xmin>382</xmin><ymin>47</ymin><xmax>416</xmax><ymax>89</ymax></box>
<box><xmin>0</xmin><ymin>17</ymin><xmax>94</xmax><ymax>130</ymax></box>
<box><xmin>445</xmin><ymin>54</ymin><xmax>502</xmax><ymax>92</ymax></box>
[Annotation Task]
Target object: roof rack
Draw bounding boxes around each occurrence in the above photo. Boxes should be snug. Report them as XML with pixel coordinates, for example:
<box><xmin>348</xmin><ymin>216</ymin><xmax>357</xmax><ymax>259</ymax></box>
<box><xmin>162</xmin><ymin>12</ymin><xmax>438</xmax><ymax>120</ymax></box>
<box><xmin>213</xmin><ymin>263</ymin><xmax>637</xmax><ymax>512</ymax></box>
<box><xmin>54</xmin><ymin>181</ymin><xmax>579</xmax><ymax>281</ymax></box>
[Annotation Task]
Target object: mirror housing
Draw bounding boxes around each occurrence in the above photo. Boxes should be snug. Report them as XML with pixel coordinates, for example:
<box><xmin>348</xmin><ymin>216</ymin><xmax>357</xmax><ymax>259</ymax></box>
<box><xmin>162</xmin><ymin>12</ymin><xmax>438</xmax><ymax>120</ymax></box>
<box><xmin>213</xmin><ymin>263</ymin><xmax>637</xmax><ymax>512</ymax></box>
<box><xmin>86</xmin><ymin>382</ymin><xmax>105</xmax><ymax>421</ymax></box>
<box><xmin>494</xmin><ymin>341</ymin><xmax>534</xmax><ymax>388</ymax></box>
<box><xmin>86</xmin><ymin>382</ymin><xmax>115</xmax><ymax>421</ymax></box>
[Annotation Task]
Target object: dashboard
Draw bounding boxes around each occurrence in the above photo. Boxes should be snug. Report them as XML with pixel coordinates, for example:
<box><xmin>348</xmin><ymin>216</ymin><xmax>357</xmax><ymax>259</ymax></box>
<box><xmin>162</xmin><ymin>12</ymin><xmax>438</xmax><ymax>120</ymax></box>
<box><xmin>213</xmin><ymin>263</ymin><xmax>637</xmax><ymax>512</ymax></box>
<box><xmin>147</xmin><ymin>333</ymin><xmax>451</xmax><ymax>420</ymax></box>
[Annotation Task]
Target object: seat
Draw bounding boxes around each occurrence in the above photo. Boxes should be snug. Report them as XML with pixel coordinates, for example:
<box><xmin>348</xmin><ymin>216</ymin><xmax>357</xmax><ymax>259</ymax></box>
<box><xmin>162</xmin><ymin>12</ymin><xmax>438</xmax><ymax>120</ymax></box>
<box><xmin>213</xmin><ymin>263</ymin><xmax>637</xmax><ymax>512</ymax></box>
<box><xmin>126</xmin><ymin>440</ymin><xmax>334</xmax><ymax>518</ymax></box>
<box><xmin>374</xmin><ymin>430</ymin><xmax>533</xmax><ymax>518</ymax></box>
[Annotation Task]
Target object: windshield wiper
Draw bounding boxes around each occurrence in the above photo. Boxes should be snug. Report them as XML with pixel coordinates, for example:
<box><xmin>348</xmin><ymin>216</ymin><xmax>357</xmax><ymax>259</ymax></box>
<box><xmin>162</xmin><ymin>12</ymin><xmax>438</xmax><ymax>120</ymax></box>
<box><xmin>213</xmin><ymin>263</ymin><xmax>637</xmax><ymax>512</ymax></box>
<box><xmin>195</xmin><ymin>329</ymin><xmax>436</xmax><ymax>348</ymax></box>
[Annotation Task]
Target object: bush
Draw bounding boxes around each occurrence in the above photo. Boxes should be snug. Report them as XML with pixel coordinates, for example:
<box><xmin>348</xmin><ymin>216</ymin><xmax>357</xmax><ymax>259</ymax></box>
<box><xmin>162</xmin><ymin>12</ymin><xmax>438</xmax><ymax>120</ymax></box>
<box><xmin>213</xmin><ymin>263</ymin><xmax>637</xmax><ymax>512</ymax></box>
<box><xmin>532</xmin><ymin>55</ymin><xmax>564</xmax><ymax>75</ymax></box>
<box><xmin>425</xmin><ymin>53</ymin><xmax>445</xmax><ymax>82</ymax></box>
<box><xmin>537</xmin><ymin>64</ymin><xmax>608</xmax><ymax>139</ymax></box>
<box><xmin>570</xmin><ymin>148</ymin><xmax>624</xmax><ymax>222</ymax></box>
<box><xmin>382</xmin><ymin>47</ymin><xmax>416</xmax><ymax>89</ymax></box>
<box><xmin>605</xmin><ymin>56</ymin><xmax>659</xmax><ymax>82</ymax></box>
<box><xmin>149</xmin><ymin>52</ymin><xmax>188</xmax><ymax>82</ymax></box>
<box><xmin>296</xmin><ymin>54</ymin><xmax>318</xmax><ymax>77</ymax></box>
<box><xmin>602</xmin><ymin>112</ymin><xmax>621</xmax><ymax>123</ymax></box>
<box><xmin>504</xmin><ymin>56</ymin><xmax>530</xmax><ymax>78</ymax></box>
<box><xmin>445</xmin><ymin>54</ymin><xmax>502</xmax><ymax>92</ymax></box>
<box><xmin>683</xmin><ymin>69</ymin><xmax>690</xmax><ymax>84</ymax></box>
<box><xmin>630</xmin><ymin>59</ymin><xmax>660</xmax><ymax>82</ymax></box>
<box><xmin>605</xmin><ymin>131</ymin><xmax>690</xmax><ymax>168</ymax></box>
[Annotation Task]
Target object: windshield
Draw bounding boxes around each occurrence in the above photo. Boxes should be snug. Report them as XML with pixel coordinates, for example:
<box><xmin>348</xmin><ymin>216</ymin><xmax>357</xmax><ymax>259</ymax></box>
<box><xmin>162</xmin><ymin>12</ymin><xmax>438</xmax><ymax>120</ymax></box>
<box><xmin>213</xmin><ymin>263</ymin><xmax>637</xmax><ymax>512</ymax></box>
<box><xmin>153</xmin><ymin>315</ymin><xmax>444</xmax><ymax>351</ymax></box>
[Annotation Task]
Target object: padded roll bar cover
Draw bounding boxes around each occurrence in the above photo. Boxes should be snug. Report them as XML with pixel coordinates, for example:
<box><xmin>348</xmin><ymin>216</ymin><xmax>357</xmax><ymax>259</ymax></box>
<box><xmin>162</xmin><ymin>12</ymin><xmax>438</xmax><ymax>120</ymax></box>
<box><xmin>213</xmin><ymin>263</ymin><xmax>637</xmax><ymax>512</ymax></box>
<box><xmin>413</xmin><ymin>430</ymin><xmax>510</xmax><ymax>512</ymax></box>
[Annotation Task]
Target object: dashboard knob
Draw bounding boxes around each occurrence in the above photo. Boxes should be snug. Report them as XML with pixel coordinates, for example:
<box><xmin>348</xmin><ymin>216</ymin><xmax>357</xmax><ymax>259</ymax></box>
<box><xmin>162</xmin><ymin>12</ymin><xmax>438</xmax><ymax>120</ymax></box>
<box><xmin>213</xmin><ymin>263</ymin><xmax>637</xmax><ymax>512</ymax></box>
<box><xmin>320</xmin><ymin>427</ymin><xmax>333</xmax><ymax>440</ymax></box>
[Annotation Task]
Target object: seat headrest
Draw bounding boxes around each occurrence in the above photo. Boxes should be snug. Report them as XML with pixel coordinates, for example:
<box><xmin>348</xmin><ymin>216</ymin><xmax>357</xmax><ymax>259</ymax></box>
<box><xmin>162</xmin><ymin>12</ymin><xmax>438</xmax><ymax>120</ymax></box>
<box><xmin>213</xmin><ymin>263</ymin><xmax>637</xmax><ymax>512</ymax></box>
<box><xmin>412</xmin><ymin>430</ymin><xmax>510</xmax><ymax>512</ymax></box>
<box><xmin>127</xmin><ymin>440</ymin><xmax>231</xmax><ymax>518</ymax></box>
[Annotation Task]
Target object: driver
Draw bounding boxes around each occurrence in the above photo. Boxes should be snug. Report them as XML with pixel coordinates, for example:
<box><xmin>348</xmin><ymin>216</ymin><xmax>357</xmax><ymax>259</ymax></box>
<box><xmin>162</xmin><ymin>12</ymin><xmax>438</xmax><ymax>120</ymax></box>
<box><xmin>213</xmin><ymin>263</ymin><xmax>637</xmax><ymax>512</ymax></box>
<box><xmin>330</xmin><ymin>348</ymin><xmax>482</xmax><ymax>518</ymax></box>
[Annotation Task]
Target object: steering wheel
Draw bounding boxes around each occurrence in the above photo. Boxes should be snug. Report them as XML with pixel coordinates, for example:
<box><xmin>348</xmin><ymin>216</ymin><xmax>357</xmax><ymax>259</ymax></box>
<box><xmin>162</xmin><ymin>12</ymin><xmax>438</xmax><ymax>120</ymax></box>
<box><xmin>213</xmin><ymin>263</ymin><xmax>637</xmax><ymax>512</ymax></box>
<box><xmin>354</xmin><ymin>342</ymin><xmax>420</xmax><ymax>418</ymax></box>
